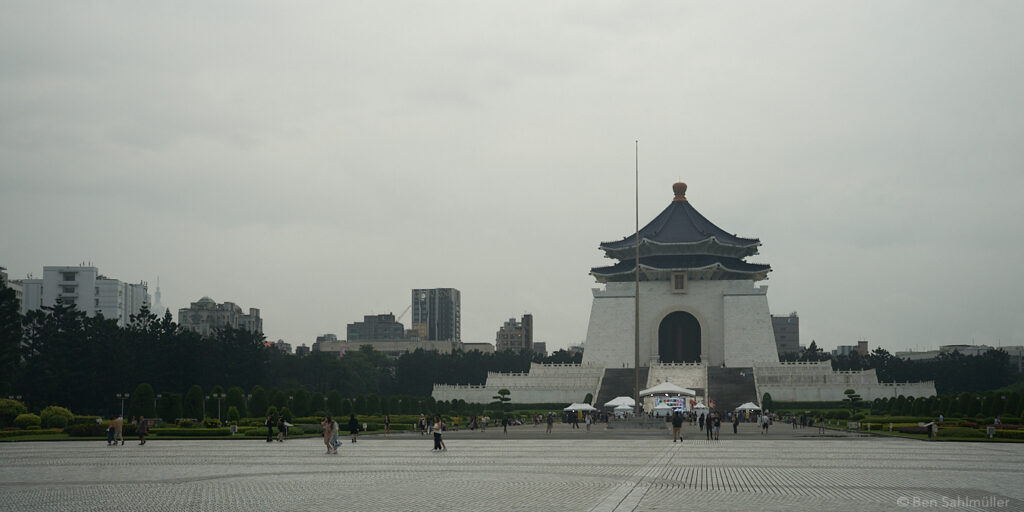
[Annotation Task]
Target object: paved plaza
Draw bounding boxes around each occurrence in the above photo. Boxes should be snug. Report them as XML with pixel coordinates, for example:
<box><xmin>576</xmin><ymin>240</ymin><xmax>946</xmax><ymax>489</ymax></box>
<box><xmin>1</xmin><ymin>424</ymin><xmax>1022</xmax><ymax>512</ymax></box>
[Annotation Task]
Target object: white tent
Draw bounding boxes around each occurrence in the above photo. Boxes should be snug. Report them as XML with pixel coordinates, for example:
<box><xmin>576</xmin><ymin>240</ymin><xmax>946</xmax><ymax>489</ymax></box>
<box><xmin>692</xmin><ymin>402</ymin><xmax>708</xmax><ymax>409</ymax></box>
<box><xmin>735</xmin><ymin>402</ymin><xmax>761</xmax><ymax>411</ymax></box>
<box><xmin>639</xmin><ymin>382</ymin><xmax>697</xmax><ymax>397</ymax></box>
<box><xmin>652</xmin><ymin>403</ymin><xmax>674</xmax><ymax>417</ymax></box>
<box><xmin>604</xmin><ymin>396</ymin><xmax>636</xmax><ymax>408</ymax></box>
<box><xmin>613</xmin><ymin>404</ymin><xmax>632</xmax><ymax>418</ymax></box>
<box><xmin>564</xmin><ymin>402</ymin><xmax>597</xmax><ymax>412</ymax></box>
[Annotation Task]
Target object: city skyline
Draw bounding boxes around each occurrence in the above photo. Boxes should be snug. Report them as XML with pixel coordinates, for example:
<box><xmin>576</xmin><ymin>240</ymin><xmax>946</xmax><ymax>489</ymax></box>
<box><xmin>2</xmin><ymin>3</ymin><xmax>1022</xmax><ymax>352</ymax></box>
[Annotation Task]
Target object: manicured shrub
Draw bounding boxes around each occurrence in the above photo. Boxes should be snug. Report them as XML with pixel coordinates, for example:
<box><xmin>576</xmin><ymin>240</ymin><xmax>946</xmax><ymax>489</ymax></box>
<box><xmin>849</xmin><ymin>413</ymin><xmax>865</xmax><ymax>421</ymax></box>
<box><xmin>0</xmin><ymin>399</ymin><xmax>28</xmax><ymax>427</ymax></box>
<box><xmin>895</xmin><ymin>426</ymin><xmax>929</xmax><ymax>434</ymax></box>
<box><xmin>226</xmin><ymin>406</ymin><xmax>240</xmax><ymax>423</ymax></box>
<box><xmin>937</xmin><ymin>427</ymin><xmax>984</xmax><ymax>438</ymax></box>
<box><xmin>14</xmin><ymin>413</ymin><xmax>41</xmax><ymax>428</ymax></box>
<box><xmin>279</xmin><ymin>407</ymin><xmax>293</xmax><ymax>422</ymax></box>
<box><xmin>64</xmin><ymin>423</ymin><xmax>108</xmax><ymax>437</ymax></box>
<box><xmin>71</xmin><ymin>415</ymin><xmax>102</xmax><ymax>425</ymax></box>
<box><xmin>266</xmin><ymin>406</ymin><xmax>278</xmax><ymax>419</ymax></box>
<box><xmin>40</xmin><ymin>406</ymin><xmax>74</xmax><ymax>429</ymax></box>
<box><xmin>201</xmin><ymin>418</ymin><xmax>222</xmax><ymax>428</ymax></box>
<box><xmin>995</xmin><ymin>429</ymin><xmax>1024</xmax><ymax>440</ymax></box>
<box><xmin>0</xmin><ymin>429</ymin><xmax>62</xmax><ymax>438</ymax></box>
<box><xmin>177</xmin><ymin>419</ymin><xmax>196</xmax><ymax>428</ymax></box>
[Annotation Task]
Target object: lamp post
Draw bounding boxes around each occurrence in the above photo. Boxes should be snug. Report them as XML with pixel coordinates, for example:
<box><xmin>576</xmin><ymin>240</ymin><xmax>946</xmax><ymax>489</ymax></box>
<box><xmin>116</xmin><ymin>393</ymin><xmax>130</xmax><ymax>418</ymax></box>
<box><xmin>212</xmin><ymin>393</ymin><xmax>226</xmax><ymax>422</ymax></box>
<box><xmin>203</xmin><ymin>395</ymin><xmax>208</xmax><ymax>419</ymax></box>
<box><xmin>154</xmin><ymin>393</ymin><xmax>162</xmax><ymax>417</ymax></box>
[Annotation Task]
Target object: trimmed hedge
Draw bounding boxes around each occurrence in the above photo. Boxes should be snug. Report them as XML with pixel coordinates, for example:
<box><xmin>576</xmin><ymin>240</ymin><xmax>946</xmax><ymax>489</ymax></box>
<box><xmin>40</xmin><ymin>406</ymin><xmax>74</xmax><ymax>429</ymax></box>
<box><xmin>64</xmin><ymin>423</ymin><xmax>108</xmax><ymax>437</ymax></box>
<box><xmin>937</xmin><ymin>427</ymin><xmax>985</xmax><ymax>438</ymax></box>
<box><xmin>14</xmin><ymin>414</ymin><xmax>41</xmax><ymax>428</ymax></box>
<box><xmin>71</xmin><ymin>415</ymin><xmax>102</xmax><ymax>425</ymax></box>
<box><xmin>0</xmin><ymin>428</ymin><xmax>63</xmax><ymax>438</ymax></box>
<box><xmin>995</xmin><ymin>429</ymin><xmax>1024</xmax><ymax>440</ymax></box>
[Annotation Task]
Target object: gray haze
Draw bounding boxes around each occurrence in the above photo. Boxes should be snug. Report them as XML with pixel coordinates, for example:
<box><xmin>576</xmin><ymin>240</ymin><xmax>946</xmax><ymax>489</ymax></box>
<box><xmin>3</xmin><ymin>2</ymin><xmax>1023</xmax><ymax>352</ymax></box>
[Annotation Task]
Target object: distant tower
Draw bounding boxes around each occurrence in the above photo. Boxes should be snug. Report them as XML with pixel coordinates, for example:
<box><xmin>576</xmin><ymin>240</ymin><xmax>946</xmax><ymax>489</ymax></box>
<box><xmin>152</xmin><ymin>277</ymin><xmax>167</xmax><ymax>317</ymax></box>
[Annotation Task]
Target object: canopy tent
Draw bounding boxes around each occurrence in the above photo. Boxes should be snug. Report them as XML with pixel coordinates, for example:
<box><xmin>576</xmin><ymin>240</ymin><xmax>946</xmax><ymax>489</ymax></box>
<box><xmin>735</xmin><ymin>402</ymin><xmax>761</xmax><ymax>411</ymax></box>
<box><xmin>692</xmin><ymin>402</ymin><xmax>708</xmax><ymax>409</ymax></box>
<box><xmin>613</xmin><ymin>404</ymin><xmax>633</xmax><ymax>418</ymax></box>
<box><xmin>639</xmin><ymin>382</ymin><xmax>697</xmax><ymax>397</ymax></box>
<box><xmin>603</xmin><ymin>396</ymin><xmax>636</xmax><ymax>408</ymax></box>
<box><xmin>563</xmin><ymin>402</ymin><xmax>597</xmax><ymax>412</ymax></box>
<box><xmin>652</xmin><ymin>403</ymin><xmax>674</xmax><ymax>417</ymax></box>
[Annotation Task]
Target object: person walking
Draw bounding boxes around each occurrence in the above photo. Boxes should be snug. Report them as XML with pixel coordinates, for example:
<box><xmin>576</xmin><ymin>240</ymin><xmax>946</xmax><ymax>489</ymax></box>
<box><xmin>502</xmin><ymin>416</ymin><xmax>509</xmax><ymax>436</ymax></box>
<box><xmin>671</xmin><ymin>411</ymin><xmax>683</xmax><ymax>442</ymax></box>
<box><xmin>137</xmin><ymin>416</ymin><xmax>149</xmax><ymax>445</ymax></box>
<box><xmin>111</xmin><ymin>415</ymin><xmax>124</xmax><ymax>446</ymax></box>
<box><xmin>348</xmin><ymin>414</ymin><xmax>360</xmax><ymax>443</ymax></box>
<box><xmin>713</xmin><ymin>414</ymin><xmax>721</xmax><ymax>440</ymax></box>
<box><xmin>106</xmin><ymin>415</ymin><xmax>116</xmax><ymax>446</ymax></box>
<box><xmin>432</xmin><ymin>415</ymin><xmax>447</xmax><ymax>451</ymax></box>
<box><xmin>384</xmin><ymin>414</ymin><xmax>391</xmax><ymax>436</ymax></box>
<box><xmin>545</xmin><ymin>413</ymin><xmax>554</xmax><ymax>434</ymax></box>
<box><xmin>330</xmin><ymin>417</ymin><xmax>340</xmax><ymax>453</ymax></box>
<box><xmin>585</xmin><ymin>414</ymin><xmax>592</xmax><ymax>433</ymax></box>
<box><xmin>264</xmin><ymin>413</ymin><xmax>276</xmax><ymax>442</ymax></box>
<box><xmin>732</xmin><ymin>414</ymin><xmax>740</xmax><ymax>434</ymax></box>
<box><xmin>277</xmin><ymin>415</ymin><xmax>287</xmax><ymax>442</ymax></box>
<box><xmin>705</xmin><ymin>414</ymin><xmax>713</xmax><ymax>440</ymax></box>
<box><xmin>698</xmin><ymin>413</ymin><xmax>705</xmax><ymax>432</ymax></box>
<box><xmin>322</xmin><ymin>417</ymin><xmax>334</xmax><ymax>454</ymax></box>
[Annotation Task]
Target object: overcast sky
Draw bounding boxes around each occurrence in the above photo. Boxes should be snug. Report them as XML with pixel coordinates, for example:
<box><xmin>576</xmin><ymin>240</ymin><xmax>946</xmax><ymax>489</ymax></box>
<box><xmin>3</xmin><ymin>2</ymin><xmax>1022</xmax><ymax>353</ymax></box>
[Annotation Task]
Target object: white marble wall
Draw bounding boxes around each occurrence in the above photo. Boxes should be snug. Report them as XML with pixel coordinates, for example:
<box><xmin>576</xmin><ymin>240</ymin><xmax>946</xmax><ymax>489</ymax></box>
<box><xmin>581</xmin><ymin>279</ymin><xmax>780</xmax><ymax>368</ymax></box>
<box><xmin>753</xmin><ymin>362</ymin><xmax>937</xmax><ymax>402</ymax></box>
<box><xmin>431</xmin><ymin>363</ymin><xmax>603</xmax><ymax>404</ymax></box>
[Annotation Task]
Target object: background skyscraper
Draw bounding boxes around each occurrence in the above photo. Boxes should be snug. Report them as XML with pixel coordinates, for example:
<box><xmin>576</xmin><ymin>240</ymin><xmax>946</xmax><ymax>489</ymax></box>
<box><xmin>411</xmin><ymin>288</ymin><xmax>461</xmax><ymax>342</ymax></box>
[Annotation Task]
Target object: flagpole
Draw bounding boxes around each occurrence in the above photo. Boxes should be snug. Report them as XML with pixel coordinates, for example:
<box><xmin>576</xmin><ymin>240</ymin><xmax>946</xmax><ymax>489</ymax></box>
<box><xmin>634</xmin><ymin>140</ymin><xmax>641</xmax><ymax>415</ymax></box>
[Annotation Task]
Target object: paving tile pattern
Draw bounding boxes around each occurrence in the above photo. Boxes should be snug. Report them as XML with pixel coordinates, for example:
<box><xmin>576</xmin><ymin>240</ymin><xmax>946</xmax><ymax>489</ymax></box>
<box><xmin>1</xmin><ymin>430</ymin><xmax>1021</xmax><ymax>512</ymax></box>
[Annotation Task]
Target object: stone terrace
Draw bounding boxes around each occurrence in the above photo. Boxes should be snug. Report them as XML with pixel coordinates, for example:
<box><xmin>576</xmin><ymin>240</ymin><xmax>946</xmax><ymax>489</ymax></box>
<box><xmin>1</xmin><ymin>424</ymin><xmax>1021</xmax><ymax>512</ymax></box>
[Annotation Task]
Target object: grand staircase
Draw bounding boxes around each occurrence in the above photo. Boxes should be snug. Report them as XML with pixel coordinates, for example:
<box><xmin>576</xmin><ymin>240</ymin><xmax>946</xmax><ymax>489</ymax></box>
<box><xmin>594</xmin><ymin>367</ymin><xmax>649</xmax><ymax>407</ymax></box>
<box><xmin>706</xmin><ymin>366</ymin><xmax>758</xmax><ymax>412</ymax></box>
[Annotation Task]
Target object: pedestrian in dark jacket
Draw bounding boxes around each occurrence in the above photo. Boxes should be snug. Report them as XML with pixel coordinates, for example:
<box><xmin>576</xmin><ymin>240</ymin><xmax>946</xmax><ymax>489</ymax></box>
<box><xmin>348</xmin><ymin>414</ymin><xmax>359</xmax><ymax>443</ymax></box>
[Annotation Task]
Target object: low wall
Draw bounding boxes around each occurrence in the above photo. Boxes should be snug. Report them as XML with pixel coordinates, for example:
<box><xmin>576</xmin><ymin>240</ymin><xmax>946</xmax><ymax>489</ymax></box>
<box><xmin>431</xmin><ymin>363</ymin><xmax>604</xmax><ymax>404</ymax></box>
<box><xmin>752</xmin><ymin>361</ymin><xmax>936</xmax><ymax>402</ymax></box>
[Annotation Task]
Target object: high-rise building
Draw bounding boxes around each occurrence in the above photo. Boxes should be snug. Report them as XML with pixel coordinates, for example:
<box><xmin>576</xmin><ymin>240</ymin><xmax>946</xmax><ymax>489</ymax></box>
<box><xmin>177</xmin><ymin>297</ymin><xmax>262</xmax><ymax>337</ymax></box>
<box><xmin>411</xmin><ymin>288</ymin><xmax>461</xmax><ymax>342</ymax></box>
<box><xmin>496</xmin><ymin>313</ymin><xmax>533</xmax><ymax>353</ymax></box>
<box><xmin>771</xmin><ymin>312</ymin><xmax>800</xmax><ymax>356</ymax></box>
<box><xmin>347</xmin><ymin>313</ymin><xmax>405</xmax><ymax>341</ymax></box>
<box><xmin>152</xmin><ymin>277</ymin><xmax>167</xmax><ymax>318</ymax></box>
<box><xmin>16</xmin><ymin>265</ymin><xmax>149</xmax><ymax>326</ymax></box>
<box><xmin>1</xmin><ymin>267</ymin><xmax>22</xmax><ymax>311</ymax></box>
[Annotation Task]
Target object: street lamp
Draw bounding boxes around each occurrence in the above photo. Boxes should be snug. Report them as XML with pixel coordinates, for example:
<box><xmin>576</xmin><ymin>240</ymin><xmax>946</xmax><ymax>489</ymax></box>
<box><xmin>116</xmin><ymin>393</ymin><xmax>130</xmax><ymax>417</ymax></box>
<box><xmin>154</xmin><ymin>393</ymin><xmax>162</xmax><ymax>417</ymax></box>
<box><xmin>212</xmin><ymin>393</ymin><xmax>226</xmax><ymax>422</ymax></box>
<box><xmin>245</xmin><ymin>394</ymin><xmax>252</xmax><ymax>410</ymax></box>
<box><xmin>203</xmin><ymin>395</ymin><xmax>208</xmax><ymax>419</ymax></box>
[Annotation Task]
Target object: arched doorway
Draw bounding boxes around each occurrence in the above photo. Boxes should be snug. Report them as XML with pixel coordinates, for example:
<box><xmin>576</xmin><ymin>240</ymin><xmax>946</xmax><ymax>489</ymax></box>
<box><xmin>658</xmin><ymin>311</ymin><xmax>701</xmax><ymax>363</ymax></box>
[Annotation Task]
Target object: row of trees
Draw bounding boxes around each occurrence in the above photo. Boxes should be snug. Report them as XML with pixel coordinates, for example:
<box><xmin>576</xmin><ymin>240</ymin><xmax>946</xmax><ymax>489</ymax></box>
<box><xmin>121</xmin><ymin>381</ymin><xmax>486</xmax><ymax>421</ymax></box>
<box><xmin>867</xmin><ymin>391</ymin><xmax>1024</xmax><ymax>419</ymax></box>
<box><xmin>784</xmin><ymin>342</ymin><xmax>1019</xmax><ymax>394</ymax></box>
<box><xmin>0</xmin><ymin>277</ymin><xmax>581</xmax><ymax>415</ymax></box>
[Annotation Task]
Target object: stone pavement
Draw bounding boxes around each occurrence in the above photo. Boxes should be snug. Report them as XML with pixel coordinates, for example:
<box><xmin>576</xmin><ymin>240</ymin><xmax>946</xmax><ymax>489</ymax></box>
<box><xmin>1</xmin><ymin>423</ymin><xmax>1021</xmax><ymax>512</ymax></box>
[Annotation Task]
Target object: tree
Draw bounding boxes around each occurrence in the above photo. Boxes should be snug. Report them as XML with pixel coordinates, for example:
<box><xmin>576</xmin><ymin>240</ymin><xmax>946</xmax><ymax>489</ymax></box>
<box><xmin>184</xmin><ymin>385</ymin><xmax>204</xmax><ymax>419</ymax></box>
<box><xmin>0</xmin><ymin>273</ymin><xmax>23</xmax><ymax>396</ymax></box>
<box><xmin>291</xmin><ymin>389</ymin><xmax>310</xmax><ymax>417</ymax></box>
<box><xmin>226</xmin><ymin>406</ymin><xmax>240</xmax><ymax>423</ymax></box>
<box><xmin>492</xmin><ymin>389</ymin><xmax>511</xmax><ymax>413</ymax></box>
<box><xmin>129</xmin><ymin>383</ymin><xmax>156</xmax><ymax>418</ymax></box>
<box><xmin>842</xmin><ymin>389</ymin><xmax>862</xmax><ymax>412</ymax></box>
<box><xmin>309</xmin><ymin>392</ymin><xmax>325</xmax><ymax>415</ymax></box>
<box><xmin>583</xmin><ymin>393</ymin><xmax>593</xmax><ymax>404</ymax></box>
<box><xmin>225</xmin><ymin>387</ymin><xmax>246</xmax><ymax>417</ymax></box>
<box><xmin>157</xmin><ymin>393</ymin><xmax>181</xmax><ymax>421</ymax></box>
<box><xmin>761</xmin><ymin>393</ymin><xmax>774</xmax><ymax>412</ymax></box>
<box><xmin>326</xmin><ymin>390</ymin><xmax>343</xmax><ymax>415</ymax></box>
<box><xmin>248</xmin><ymin>386</ymin><xmax>268</xmax><ymax>418</ymax></box>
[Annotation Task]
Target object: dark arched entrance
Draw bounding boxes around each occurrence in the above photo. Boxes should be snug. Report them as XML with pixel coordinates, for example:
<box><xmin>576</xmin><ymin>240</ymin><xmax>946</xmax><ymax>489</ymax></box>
<box><xmin>658</xmin><ymin>311</ymin><xmax>701</xmax><ymax>363</ymax></box>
